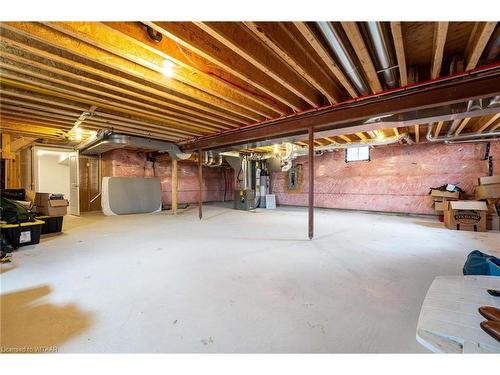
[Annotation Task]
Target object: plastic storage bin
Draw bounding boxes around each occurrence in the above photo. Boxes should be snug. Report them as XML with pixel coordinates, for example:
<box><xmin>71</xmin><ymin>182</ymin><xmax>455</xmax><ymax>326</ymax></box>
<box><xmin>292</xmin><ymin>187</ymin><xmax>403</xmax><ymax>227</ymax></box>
<box><xmin>37</xmin><ymin>216</ymin><xmax>63</xmax><ymax>234</ymax></box>
<box><xmin>1</xmin><ymin>220</ymin><xmax>45</xmax><ymax>249</ymax></box>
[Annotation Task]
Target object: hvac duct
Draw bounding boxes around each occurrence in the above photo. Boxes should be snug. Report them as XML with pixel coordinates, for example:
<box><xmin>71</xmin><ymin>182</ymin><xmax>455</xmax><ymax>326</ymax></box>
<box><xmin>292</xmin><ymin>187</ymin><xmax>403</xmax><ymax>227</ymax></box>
<box><xmin>273</xmin><ymin>132</ymin><xmax>412</xmax><ymax>171</ymax></box>
<box><xmin>426</xmin><ymin>124</ymin><xmax>500</xmax><ymax>143</ymax></box>
<box><xmin>365</xmin><ymin>22</ymin><xmax>398</xmax><ymax>89</ymax></box>
<box><xmin>77</xmin><ymin>130</ymin><xmax>191</xmax><ymax>160</ymax></box>
<box><xmin>316</xmin><ymin>22</ymin><xmax>370</xmax><ymax>96</ymax></box>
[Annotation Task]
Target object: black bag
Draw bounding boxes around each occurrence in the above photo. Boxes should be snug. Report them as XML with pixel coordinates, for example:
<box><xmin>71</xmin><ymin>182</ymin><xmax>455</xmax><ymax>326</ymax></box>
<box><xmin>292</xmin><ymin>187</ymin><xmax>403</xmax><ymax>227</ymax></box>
<box><xmin>0</xmin><ymin>197</ymin><xmax>36</xmax><ymax>224</ymax></box>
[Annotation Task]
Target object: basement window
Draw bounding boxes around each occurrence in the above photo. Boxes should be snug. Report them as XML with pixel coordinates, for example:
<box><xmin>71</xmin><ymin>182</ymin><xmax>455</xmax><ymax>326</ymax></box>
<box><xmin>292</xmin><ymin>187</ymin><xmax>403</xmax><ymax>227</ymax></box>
<box><xmin>345</xmin><ymin>146</ymin><xmax>370</xmax><ymax>162</ymax></box>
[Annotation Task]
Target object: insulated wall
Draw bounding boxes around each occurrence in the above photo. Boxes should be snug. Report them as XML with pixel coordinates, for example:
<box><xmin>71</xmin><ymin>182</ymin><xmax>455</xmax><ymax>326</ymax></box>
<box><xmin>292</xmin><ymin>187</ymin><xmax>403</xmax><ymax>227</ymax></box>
<box><xmin>102</xmin><ymin>149</ymin><xmax>233</xmax><ymax>205</ymax></box>
<box><xmin>270</xmin><ymin>141</ymin><xmax>500</xmax><ymax>215</ymax></box>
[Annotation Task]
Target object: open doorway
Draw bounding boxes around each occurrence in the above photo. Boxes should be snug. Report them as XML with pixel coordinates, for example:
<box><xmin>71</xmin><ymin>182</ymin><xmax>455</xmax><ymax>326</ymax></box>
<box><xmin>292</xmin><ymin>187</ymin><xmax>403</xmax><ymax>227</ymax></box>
<box><xmin>32</xmin><ymin>146</ymin><xmax>80</xmax><ymax>216</ymax></box>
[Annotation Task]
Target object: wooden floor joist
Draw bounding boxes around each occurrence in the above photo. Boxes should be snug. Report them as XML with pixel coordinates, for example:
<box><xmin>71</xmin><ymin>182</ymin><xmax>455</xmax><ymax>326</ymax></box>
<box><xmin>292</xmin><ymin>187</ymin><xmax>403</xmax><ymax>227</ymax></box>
<box><xmin>1</xmin><ymin>21</ymin><xmax>498</xmax><ymax>150</ymax></box>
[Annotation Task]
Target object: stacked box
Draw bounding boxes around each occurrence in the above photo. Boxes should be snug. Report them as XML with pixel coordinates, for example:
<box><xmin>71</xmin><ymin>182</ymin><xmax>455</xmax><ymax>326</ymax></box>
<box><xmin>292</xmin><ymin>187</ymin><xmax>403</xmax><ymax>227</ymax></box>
<box><xmin>430</xmin><ymin>189</ymin><xmax>460</xmax><ymax>214</ymax></box>
<box><xmin>443</xmin><ymin>201</ymin><xmax>488</xmax><ymax>232</ymax></box>
<box><xmin>475</xmin><ymin>176</ymin><xmax>500</xmax><ymax>231</ymax></box>
<box><xmin>35</xmin><ymin>193</ymin><xmax>69</xmax><ymax>216</ymax></box>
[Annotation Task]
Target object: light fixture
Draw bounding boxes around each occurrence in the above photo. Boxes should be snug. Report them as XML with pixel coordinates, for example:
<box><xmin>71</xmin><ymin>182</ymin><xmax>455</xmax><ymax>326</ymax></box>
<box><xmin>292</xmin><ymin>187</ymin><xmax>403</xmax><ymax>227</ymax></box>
<box><xmin>376</xmin><ymin>130</ymin><xmax>385</xmax><ymax>140</ymax></box>
<box><xmin>74</xmin><ymin>126</ymin><xmax>82</xmax><ymax>141</ymax></box>
<box><xmin>161</xmin><ymin>59</ymin><xmax>175</xmax><ymax>77</ymax></box>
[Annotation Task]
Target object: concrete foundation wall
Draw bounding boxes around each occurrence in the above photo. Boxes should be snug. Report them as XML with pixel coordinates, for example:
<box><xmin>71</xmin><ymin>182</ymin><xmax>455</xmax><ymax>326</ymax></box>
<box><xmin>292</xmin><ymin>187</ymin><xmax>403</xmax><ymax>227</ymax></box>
<box><xmin>102</xmin><ymin>149</ymin><xmax>233</xmax><ymax>205</ymax></box>
<box><xmin>271</xmin><ymin>141</ymin><xmax>500</xmax><ymax>214</ymax></box>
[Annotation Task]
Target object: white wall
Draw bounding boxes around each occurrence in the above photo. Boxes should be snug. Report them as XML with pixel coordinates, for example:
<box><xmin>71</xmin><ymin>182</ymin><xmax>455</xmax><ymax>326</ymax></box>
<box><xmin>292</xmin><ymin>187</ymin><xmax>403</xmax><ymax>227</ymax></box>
<box><xmin>37</xmin><ymin>151</ymin><xmax>71</xmax><ymax>199</ymax></box>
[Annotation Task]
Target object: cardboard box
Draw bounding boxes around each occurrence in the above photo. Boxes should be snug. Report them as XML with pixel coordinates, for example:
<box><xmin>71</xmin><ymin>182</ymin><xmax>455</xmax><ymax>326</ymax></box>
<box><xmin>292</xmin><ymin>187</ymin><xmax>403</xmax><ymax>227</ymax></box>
<box><xmin>35</xmin><ymin>193</ymin><xmax>69</xmax><ymax>216</ymax></box>
<box><xmin>487</xmin><ymin>203</ymin><xmax>499</xmax><ymax>215</ymax></box>
<box><xmin>478</xmin><ymin>176</ymin><xmax>500</xmax><ymax>185</ymax></box>
<box><xmin>475</xmin><ymin>184</ymin><xmax>500</xmax><ymax>200</ymax></box>
<box><xmin>444</xmin><ymin>201</ymin><xmax>488</xmax><ymax>232</ymax></box>
<box><xmin>430</xmin><ymin>189</ymin><xmax>460</xmax><ymax>200</ymax></box>
<box><xmin>434</xmin><ymin>201</ymin><xmax>446</xmax><ymax>212</ymax></box>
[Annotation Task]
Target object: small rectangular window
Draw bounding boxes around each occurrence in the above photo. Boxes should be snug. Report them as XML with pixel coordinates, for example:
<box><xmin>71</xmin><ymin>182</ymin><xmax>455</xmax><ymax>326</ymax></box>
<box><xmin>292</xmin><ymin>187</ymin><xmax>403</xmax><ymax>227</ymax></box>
<box><xmin>345</xmin><ymin>146</ymin><xmax>370</xmax><ymax>162</ymax></box>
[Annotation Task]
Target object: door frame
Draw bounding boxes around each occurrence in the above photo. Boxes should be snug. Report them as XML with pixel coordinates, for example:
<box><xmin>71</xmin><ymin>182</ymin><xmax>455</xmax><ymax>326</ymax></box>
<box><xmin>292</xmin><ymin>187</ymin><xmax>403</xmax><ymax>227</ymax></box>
<box><xmin>32</xmin><ymin>144</ymin><xmax>80</xmax><ymax>216</ymax></box>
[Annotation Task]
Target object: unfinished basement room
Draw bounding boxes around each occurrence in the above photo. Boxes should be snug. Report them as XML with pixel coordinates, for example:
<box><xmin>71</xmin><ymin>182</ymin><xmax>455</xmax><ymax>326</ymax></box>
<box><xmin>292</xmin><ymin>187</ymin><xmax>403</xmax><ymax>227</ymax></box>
<box><xmin>1</xmin><ymin>7</ymin><xmax>500</xmax><ymax>363</ymax></box>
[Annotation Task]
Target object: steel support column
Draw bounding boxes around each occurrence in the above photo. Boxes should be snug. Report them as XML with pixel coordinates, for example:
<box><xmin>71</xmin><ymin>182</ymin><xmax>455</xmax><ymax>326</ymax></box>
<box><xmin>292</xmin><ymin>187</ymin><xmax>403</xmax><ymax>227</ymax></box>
<box><xmin>171</xmin><ymin>158</ymin><xmax>178</xmax><ymax>215</ymax></box>
<box><xmin>198</xmin><ymin>149</ymin><xmax>203</xmax><ymax>220</ymax></box>
<box><xmin>308</xmin><ymin>127</ymin><xmax>314</xmax><ymax>240</ymax></box>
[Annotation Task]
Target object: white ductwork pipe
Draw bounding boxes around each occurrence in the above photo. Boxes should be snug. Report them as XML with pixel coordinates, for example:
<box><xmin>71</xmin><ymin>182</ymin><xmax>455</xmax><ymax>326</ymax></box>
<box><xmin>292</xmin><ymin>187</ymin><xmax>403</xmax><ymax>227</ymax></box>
<box><xmin>365</xmin><ymin>22</ymin><xmax>398</xmax><ymax>89</ymax></box>
<box><xmin>276</xmin><ymin>132</ymin><xmax>411</xmax><ymax>170</ymax></box>
<box><xmin>317</xmin><ymin>22</ymin><xmax>370</xmax><ymax>96</ymax></box>
<box><xmin>426</xmin><ymin>124</ymin><xmax>500</xmax><ymax>143</ymax></box>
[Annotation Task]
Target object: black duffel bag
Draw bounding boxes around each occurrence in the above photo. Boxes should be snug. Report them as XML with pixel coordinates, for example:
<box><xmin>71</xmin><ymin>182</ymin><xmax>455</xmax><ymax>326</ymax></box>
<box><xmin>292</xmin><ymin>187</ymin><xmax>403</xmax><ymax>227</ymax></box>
<box><xmin>0</xmin><ymin>197</ymin><xmax>36</xmax><ymax>224</ymax></box>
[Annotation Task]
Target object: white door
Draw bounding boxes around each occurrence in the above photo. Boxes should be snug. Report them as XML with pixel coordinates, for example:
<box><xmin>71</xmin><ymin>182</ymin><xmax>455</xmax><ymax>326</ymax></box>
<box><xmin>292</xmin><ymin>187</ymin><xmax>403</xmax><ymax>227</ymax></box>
<box><xmin>69</xmin><ymin>152</ymin><xmax>80</xmax><ymax>216</ymax></box>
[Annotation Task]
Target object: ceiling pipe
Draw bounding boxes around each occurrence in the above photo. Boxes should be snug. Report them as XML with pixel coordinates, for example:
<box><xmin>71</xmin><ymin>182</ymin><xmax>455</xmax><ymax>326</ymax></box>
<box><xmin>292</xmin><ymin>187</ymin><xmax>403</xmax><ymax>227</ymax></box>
<box><xmin>426</xmin><ymin>124</ymin><xmax>500</xmax><ymax>142</ymax></box>
<box><xmin>316</xmin><ymin>22</ymin><xmax>370</xmax><ymax>96</ymax></box>
<box><xmin>446</xmin><ymin>119</ymin><xmax>462</xmax><ymax>136</ymax></box>
<box><xmin>365</xmin><ymin>22</ymin><xmax>398</xmax><ymax>89</ymax></box>
<box><xmin>445</xmin><ymin>138</ymin><xmax>500</xmax><ymax>144</ymax></box>
<box><xmin>485</xmin><ymin>25</ymin><xmax>500</xmax><ymax>63</ymax></box>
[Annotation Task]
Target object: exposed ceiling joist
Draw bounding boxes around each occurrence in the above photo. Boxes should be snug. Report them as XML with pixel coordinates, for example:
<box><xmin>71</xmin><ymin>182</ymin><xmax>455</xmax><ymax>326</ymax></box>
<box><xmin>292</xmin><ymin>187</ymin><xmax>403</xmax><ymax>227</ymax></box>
<box><xmin>465</xmin><ymin>22</ymin><xmax>497</xmax><ymax>70</ymax></box>
<box><xmin>180</xmin><ymin>70</ymin><xmax>500</xmax><ymax>151</ymax></box>
<box><xmin>195</xmin><ymin>22</ymin><xmax>322</xmax><ymax>108</ymax></box>
<box><xmin>244</xmin><ymin>22</ymin><xmax>344</xmax><ymax>104</ymax></box>
<box><xmin>293</xmin><ymin>22</ymin><xmax>359</xmax><ymax>98</ymax></box>
<box><xmin>390</xmin><ymin>22</ymin><xmax>407</xmax><ymax>86</ymax></box>
<box><xmin>431</xmin><ymin>22</ymin><xmax>449</xmax><ymax>79</ymax></box>
<box><xmin>341</xmin><ymin>22</ymin><xmax>383</xmax><ymax>93</ymax></box>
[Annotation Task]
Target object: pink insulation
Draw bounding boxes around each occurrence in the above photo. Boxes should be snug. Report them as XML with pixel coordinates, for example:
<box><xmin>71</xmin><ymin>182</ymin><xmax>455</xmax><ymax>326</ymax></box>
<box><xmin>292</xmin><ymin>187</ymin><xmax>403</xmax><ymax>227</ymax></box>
<box><xmin>102</xmin><ymin>149</ymin><xmax>234</xmax><ymax>205</ymax></box>
<box><xmin>271</xmin><ymin>141</ymin><xmax>500</xmax><ymax>215</ymax></box>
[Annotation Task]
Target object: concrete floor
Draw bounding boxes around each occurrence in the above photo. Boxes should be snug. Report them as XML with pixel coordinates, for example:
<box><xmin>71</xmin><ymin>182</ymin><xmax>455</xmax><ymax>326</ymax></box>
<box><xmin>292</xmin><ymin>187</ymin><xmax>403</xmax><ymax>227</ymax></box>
<box><xmin>1</xmin><ymin>204</ymin><xmax>499</xmax><ymax>353</ymax></box>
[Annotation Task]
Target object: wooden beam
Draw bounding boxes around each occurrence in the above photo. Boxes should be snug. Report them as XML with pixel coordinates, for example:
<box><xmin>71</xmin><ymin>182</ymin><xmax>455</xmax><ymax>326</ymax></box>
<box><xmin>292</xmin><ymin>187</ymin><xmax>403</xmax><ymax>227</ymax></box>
<box><xmin>490</xmin><ymin>122</ymin><xmax>500</xmax><ymax>132</ymax></box>
<box><xmin>293</xmin><ymin>22</ymin><xmax>358</xmax><ymax>98</ymax></box>
<box><xmin>1</xmin><ymin>23</ymin><xmax>254</xmax><ymax>125</ymax></box>
<box><xmin>434</xmin><ymin>121</ymin><xmax>444</xmax><ymax>137</ymax></box>
<box><xmin>195</xmin><ymin>22</ymin><xmax>322</xmax><ymax>108</ymax></box>
<box><xmin>7</xmin><ymin>137</ymin><xmax>36</xmax><ymax>152</ymax></box>
<box><xmin>431</xmin><ymin>22</ymin><xmax>449</xmax><ymax>79</ymax></box>
<box><xmin>465</xmin><ymin>22</ymin><xmax>497</xmax><ymax>71</ymax></box>
<box><xmin>244</xmin><ymin>22</ymin><xmax>344</xmax><ymax>104</ymax></box>
<box><xmin>198</xmin><ymin>149</ymin><xmax>203</xmax><ymax>220</ymax></box>
<box><xmin>0</xmin><ymin>49</ymin><xmax>239</xmax><ymax>131</ymax></box>
<box><xmin>355</xmin><ymin>132</ymin><xmax>368</xmax><ymax>141</ymax></box>
<box><xmin>455</xmin><ymin>117</ymin><xmax>472</xmax><ymax>136</ymax></box>
<box><xmin>171</xmin><ymin>159</ymin><xmax>178</xmax><ymax>215</ymax></box>
<box><xmin>1</xmin><ymin>134</ymin><xmax>15</xmax><ymax>160</ymax></box>
<box><xmin>0</xmin><ymin>34</ymin><xmax>245</xmax><ymax>128</ymax></box>
<box><xmin>338</xmin><ymin>135</ymin><xmax>352</xmax><ymax>143</ymax></box>
<box><xmin>390</xmin><ymin>22</ymin><xmax>407</xmax><ymax>86</ymax></box>
<box><xmin>0</xmin><ymin>121</ymin><xmax>67</xmax><ymax>140</ymax></box>
<box><xmin>103</xmin><ymin>22</ymin><xmax>283</xmax><ymax>118</ymax></box>
<box><xmin>0</xmin><ymin>98</ymin><xmax>195</xmax><ymax>140</ymax></box>
<box><xmin>146</xmin><ymin>21</ymin><xmax>307</xmax><ymax>113</ymax></box>
<box><xmin>0</xmin><ymin>87</ymin><xmax>217</xmax><ymax>137</ymax></box>
<box><xmin>44</xmin><ymin>22</ymin><xmax>264</xmax><ymax>122</ymax></box>
<box><xmin>308</xmin><ymin>127</ymin><xmax>314</xmax><ymax>240</ymax></box>
<box><xmin>341</xmin><ymin>22</ymin><xmax>383</xmax><ymax>93</ymax></box>
<box><xmin>180</xmin><ymin>69</ymin><xmax>500</xmax><ymax>151</ymax></box>
<box><xmin>414</xmin><ymin>124</ymin><xmax>420</xmax><ymax>143</ymax></box>
<box><xmin>393</xmin><ymin>128</ymin><xmax>399</xmax><ymax>136</ymax></box>
<box><xmin>476</xmin><ymin>113</ymin><xmax>500</xmax><ymax>133</ymax></box>
<box><xmin>0</xmin><ymin>58</ymin><xmax>227</xmax><ymax>134</ymax></box>
<box><xmin>0</xmin><ymin>75</ymin><xmax>213</xmax><ymax>137</ymax></box>
<box><xmin>324</xmin><ymin>137</ymin><xmax>337</xmax><ymax>144</ymax></box>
